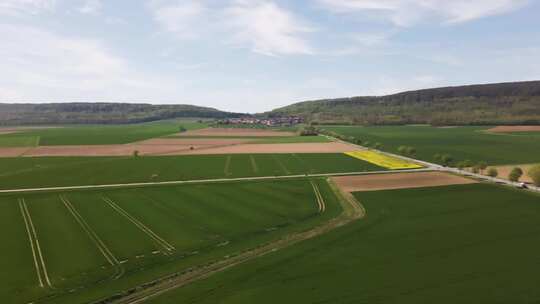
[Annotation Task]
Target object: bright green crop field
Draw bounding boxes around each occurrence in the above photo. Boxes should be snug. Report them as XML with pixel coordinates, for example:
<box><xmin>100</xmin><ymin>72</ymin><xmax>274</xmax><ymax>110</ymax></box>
<box><xmin>323</xmin><ymin>125</ymin><xmax>540</xmax><ymax>165</ymax></box>
<box><xmin>0</xmin><ymin>121</ymin><xmax>206</xmax><ymax>147</ymax></box>
<box><xmin>148</xmin><ymin>183</ymin><xmax>540</xmax><ymax>304</ymax></box>
<box><xmin>0</xmin><ymin>153</ymin><xmax>384</xmax><ymax>190</ymax></box>
<box><xmin>0</xmin><ymin>178</ymin><xmax>342</xmax><ymax>304</ymax></box>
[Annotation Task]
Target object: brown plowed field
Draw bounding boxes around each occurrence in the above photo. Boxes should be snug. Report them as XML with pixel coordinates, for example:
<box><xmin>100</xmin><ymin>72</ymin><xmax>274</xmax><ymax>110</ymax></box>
<box><xmin>487</xmin><ymin>126</ymin><xmax>540</xmax><ymax>133</ymax></box>
<box><xmin>0</xmin><ymin>141</ymin><xmax>357</xmax><ymax>157</ymax></box>
<box><xmin>164</xmin><ymin>142</ymin><xmax>357</xmax><ymax>155</ymax></box>
<box><xmin>176</xmin><ymin>128</ymin><xmax>296</xmax><ymax>137</ymax></box>
<box><xmin>332</xmin><ymin>171</ymin><xmax>477</xmax><ymax>192</ymax></box>
<box><xmin>136</xmin><ymin>138</ymin><xmax>250</xmax><ymax>146</ymax></box>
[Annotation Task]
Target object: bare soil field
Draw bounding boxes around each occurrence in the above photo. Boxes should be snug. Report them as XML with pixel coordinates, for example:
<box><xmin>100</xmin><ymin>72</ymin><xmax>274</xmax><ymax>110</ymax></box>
<box><xmin>490</xmin><ymin>164</ymin><xmax>536</xmax><ymax>183</ymax></box>
<box><xmin>0</xmin><ymin>141</ymin><xmax>356</xmax><ymax>157</ymax></box>
<box><xmin>332</xmin><ymin>171</ymin><xmax>477</xmax><ymax>192</ymax></box>
<box><xmin>166</xmin><ymin>142</ymin><xmax>357</xmax><ymax>155</ymax></box>
<box><xmin>177</xmin><ymin>128</ymin><xmax>296</xmax><ymax>137</ymax></box>
<box><xmin>19</xmin><ymin>144</ymin><xmax>202</xmax><ymax>157</ymax></box>
<box><xmin>136</xmin><ymin>138</ymin><xmax>250</xmax><ymax>146</ymax></box>
<box><xmin>0</xmin><ymin>147</ymin><xmax>34</xmax><ymax>157</ymax></box>
<box><xmin>487</xmin><ymin>126</ymin><xmax>540</xmax><ymax>133</ymax></box>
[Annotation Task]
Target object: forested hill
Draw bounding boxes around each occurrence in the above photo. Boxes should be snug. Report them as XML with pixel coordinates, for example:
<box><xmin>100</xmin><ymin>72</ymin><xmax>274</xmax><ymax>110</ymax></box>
<box><xmin>268</xmin><ymin>81</ymin><xmax>540</xmax><ymax>125</ymax></box>
<box><xmin>0</xmin><ymin>103</ymin><xmax>243</xmax><ymax>125</ymax></box>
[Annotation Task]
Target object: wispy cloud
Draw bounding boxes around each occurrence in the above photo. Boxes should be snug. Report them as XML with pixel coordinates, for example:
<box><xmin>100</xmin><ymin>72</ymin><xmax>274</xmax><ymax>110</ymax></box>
<box><xmin>0</xmin><ymin>24</ymin><xmax>174</xmax><ymax>101</ymax></box>
<box><xmin>317</xmin><ymin>0</ymin><xmax>530</xmax><ymax>26</ymax></box>
<box><xmin>149</xmin><ymin>0</ymin><xmax>207</xmax><ymax>39</ymax></box>
<box><xmin>0</xmin><ymin>0</ymin><xmax>56</xmax><ymax>16</ymax></box>
<box><xmin>225</xmin><ymin>0</ymin><xmax>315</xmax><ymax>56</ymax></box>
<box><xmin>78</xmin><ymin>0</ymin><xmax>102</xmax><ymax>15</ymax></box>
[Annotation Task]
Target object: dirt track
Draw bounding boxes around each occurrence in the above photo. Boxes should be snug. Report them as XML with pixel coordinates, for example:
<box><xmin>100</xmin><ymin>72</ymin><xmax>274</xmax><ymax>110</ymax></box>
<box><xmin>332</xmin><ymin>171</ymin><xmax>477</xmax><ymax>192</ymax></box>
<box><xmin>487</xmin><ymin>126</ymin><xmax>540</xmax><ymax>133</ymax></box>
<box><xmin>177</xmin><ymin>128</ymin><xmax>296</xmax><ymax>137</ymax></box>
<box><xmin>106</xmin><ymin>178</ymin><xmax>364</xmax><ymax>304</ymax></box>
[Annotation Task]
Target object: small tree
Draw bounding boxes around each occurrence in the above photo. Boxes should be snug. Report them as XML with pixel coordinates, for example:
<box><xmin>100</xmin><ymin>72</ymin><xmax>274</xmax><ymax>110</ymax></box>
<box><xmin>472</xmin><ymin>165</ymin><xmax>480</xmax><ymax>174</ymax></box>
<box><xmin>528</xmin><ymin>165</ymin><xmax>540</xmax><ymax>186</ymax></box>
<box><xmin>397</xmin><ymin>145</ymin><xmax>407</xmax><ymax>155</ymax></box>
<box><xmin>441</xmin><ymin>154</ymin><xmax>453</xmax><ymax>167</ymax></box>
<box><xmin>477</xmin><ymin>161</ymin><xmax>488</xmax><ymax>174</ymax></box>
<box><xmin>133</xmin><ymin>150</ymin><xmax>140</xmax><ymax>158</ymax></box>
<box><xmin>456</xmin><ymin>161</ymin><xmax>466</xmax><ymax>170</ymax></box>
<box><xmin>508</xmin><ymin>167</ymin><xmax>523</xmax><ymax>182</ymax></box>
<box><xmin>433</xmin><ymin>154</ymin><xmax>442</xmax><ymax>162</ymax></box>
<box><xmin>178</xmin><ymin>125</ymin><xmax>187</xmax><ymax>133</ymax></box>
<box><xmin>355</xmin><ymin>139</ymin><xmax>363</xmax><ymax>145</ymax></box>
<box><xmin>487</xmin><ymin>168</ymin><xmax>498</xmax><ymax>178</ymax></box>
<box><xmin>364</xmin><ymin>141</ymin><xmax>371</xmax><ymax>147</ymax></box>
<box><xmin>462</xmin><ymin>160</ymin><xmax>473</xmax><ymax>169</ymax></box>
<box><xmin>405</xmin><ymin>146</ymin><xmax>416</xmax><ymax>156</ymax></box>
<box><xmin>374</xmin><ymin>142</ymin><xmax>383</xmax><ymax>150</ymax></box>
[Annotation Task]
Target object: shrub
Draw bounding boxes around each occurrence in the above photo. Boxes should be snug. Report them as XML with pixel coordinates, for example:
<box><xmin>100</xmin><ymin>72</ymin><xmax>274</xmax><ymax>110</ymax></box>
<box><xmin>528</xmin><ymin>165</ymin><xmax>540</xmax><ymax>186</ymax></box>
<box><xmin>133</xmin><ymin>150</ymin><xmax>139</xmax><ymax>158</ymax></box>
<box><xmin>487</xmin><ymin>168</ymin><xmax>498</xmax><ymax>178</ymax></box>
<box><xmin>508</xmin><ymin>167</ymin><xmax>523</xmax><ymax>182</ymax></box>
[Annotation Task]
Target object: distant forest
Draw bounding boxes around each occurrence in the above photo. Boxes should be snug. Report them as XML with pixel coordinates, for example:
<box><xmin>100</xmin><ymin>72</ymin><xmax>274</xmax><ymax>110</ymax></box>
<box><xmin>268</xmin><ymin>81</ymin><xmax>540</xmax><ymax>125</ymax></box>
<box><xmin>0</xmin><ymin>103</ymin><xmax>242</xmax><ymax>125</ymax></box>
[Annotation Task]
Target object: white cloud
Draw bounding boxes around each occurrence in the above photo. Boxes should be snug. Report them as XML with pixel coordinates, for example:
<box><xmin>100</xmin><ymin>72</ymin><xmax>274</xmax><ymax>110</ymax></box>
<box><xmin>0</xmin><ymin>24</ymin><xmax>176</xmax><ymax>101</ymax></box>
<box><xmin>79</xmin><ymin>0</ymin><xmax>102</xmax><ymax>15</ymax></box>
<box><xmin>0</xmin><ymin>0</ymin><xmax>56</xmax><ymax>16</ymax></box>
<box><xmin>150</xmin><ymin>1</ymin><xmax>206</xmax><ymax>39</ymax></box>
<box><xmin>225</xmin><ymin>0</ymin><xmax>315</xmax><ymax>56</ymax></box>
<box><xmin>317</xmin><ymin>0</ymin><xmax>530</xmax><ymax>26</ymax></box>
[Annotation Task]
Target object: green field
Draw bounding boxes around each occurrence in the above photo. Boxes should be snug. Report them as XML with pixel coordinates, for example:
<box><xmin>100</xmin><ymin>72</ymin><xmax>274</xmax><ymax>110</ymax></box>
<box><xmin>148</xmin><ymin>183</ymin><xmax>540</xmax><ymax>303</ymax></box>
<box><xmin>0</xmin><ymin>153</ymin><xmax>384</xmax><ymax>190</ymax></box>
<box><xmin>324</xmin><ymin>125</ymin><xmax>540</xmax><ymax>165</ymax></box>
<box><xmin>0</xmin><ymin>179</ymin><xmax>342</xmax><ymax>304</ymax></box>
<box><xmin>0</xmin><ymin>121</ymin><xmax>206</xmax><ymax>147</ymax></box>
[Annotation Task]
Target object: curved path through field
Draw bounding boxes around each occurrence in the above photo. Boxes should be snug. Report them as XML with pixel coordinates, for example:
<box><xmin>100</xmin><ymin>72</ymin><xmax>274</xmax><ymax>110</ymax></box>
<box><xmin>103</xmin><ymin>178</ymin><xmax>364</xmax><ymax>304</ymax></box>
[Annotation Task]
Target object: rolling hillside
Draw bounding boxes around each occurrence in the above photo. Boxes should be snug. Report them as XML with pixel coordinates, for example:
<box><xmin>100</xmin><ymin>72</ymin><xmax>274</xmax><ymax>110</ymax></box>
<box><xmin>0</xmin><ymin>103</ymin><xmax>243</xmax><ymax>125</ymax></box>
<box><xmin>268</xmin><ymin>81</ymin><xmax>540</xmax><ymax>125</ymax></box>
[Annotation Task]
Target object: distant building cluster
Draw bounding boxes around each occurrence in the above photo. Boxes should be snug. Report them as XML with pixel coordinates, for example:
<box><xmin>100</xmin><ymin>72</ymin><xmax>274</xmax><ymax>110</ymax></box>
<box><xmin>218</xmin><ymin>116</ymin><xmax>304</xmax><ymax>126</ymax></box>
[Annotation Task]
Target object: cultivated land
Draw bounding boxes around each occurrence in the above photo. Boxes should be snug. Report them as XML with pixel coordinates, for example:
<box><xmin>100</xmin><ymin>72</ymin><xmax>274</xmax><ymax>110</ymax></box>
<box><xmin>3</xmin><ymin>122</ymin><xmax>539</xmax><ymax>304</ymax></box>
<box><xmin>0</xmin><ymin>179</ymin><xmax>343</xmax><ymax>304</ymax></box>
<box><xmin>324</xmin><ymin>125</ymin><xmax>540</xmax><ymax>165</ymax></box>
<box><xmin>487</xmin><ymin>125</ymin><xmax>540</xmax><ymax>133</ymax></box>
<box><xmin>331</xmin><ymin>171</ymin><xmax>477</xmax><ymax>192</ymax></box>
<box><xmin>147</xmin><ymin>184</ymin><xmax>540</xmax><ymax>304</ymax></box>
<box><xmin>177</xmin><ymin>127</ymin><xmax>296</xmax><ymax>137</ymax></box>
<box><xmin>0</xmin><ymin>121</ymin><xmax>206</xmax><ymax>147</ymax></box>
<box><xmin>0</xmin><ymin>153</ymin><xmax>385</xmax><ymax>190</ymax></box>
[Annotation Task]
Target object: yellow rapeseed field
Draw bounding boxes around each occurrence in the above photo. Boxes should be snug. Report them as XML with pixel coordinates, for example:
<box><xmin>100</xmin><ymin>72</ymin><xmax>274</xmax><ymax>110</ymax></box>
<box><xmin>345</xmin><ymin>150</ymin><xmax>423</xmax><ymax>170</ymax></box>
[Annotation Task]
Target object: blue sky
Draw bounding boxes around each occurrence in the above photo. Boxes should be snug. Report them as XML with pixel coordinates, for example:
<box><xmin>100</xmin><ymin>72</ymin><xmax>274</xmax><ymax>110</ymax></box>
<box><xmin>1</xmin><ymin>0</ymin><xmax>539</xmax><ymax>113</ymax></box>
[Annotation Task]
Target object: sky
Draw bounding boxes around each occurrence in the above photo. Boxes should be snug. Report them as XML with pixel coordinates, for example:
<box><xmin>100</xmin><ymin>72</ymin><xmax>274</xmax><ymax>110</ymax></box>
<box><xmin>0</xmin><ymin>0</ymin><xmax>539</xmax><ymax>113</ymax></box>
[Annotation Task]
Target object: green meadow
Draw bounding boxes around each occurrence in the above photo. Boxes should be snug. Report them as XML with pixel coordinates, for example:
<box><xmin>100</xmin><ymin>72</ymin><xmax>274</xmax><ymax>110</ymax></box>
<box><xmin>324</xmin><ymin>125</ymin><xmax>540</xmax><ymax>165</ymax></box>
<box><xmin>0</xmin><ymin>121</ymin><xmax>206</xmax><ymax>147</ymax></box>
<box><xmin>148</xmin><ymin>183</ymin><xmax>540</xmax><ymax>304</ymax></box>
<box><xmin>0</xmin><ymin>179</ymin><xmax>342</xmax><ymax>304</ymax></box>
<box><xmin>0</xmin><ymin>153</ymin><xmax>384</xmax><ymax>190</ymax></box>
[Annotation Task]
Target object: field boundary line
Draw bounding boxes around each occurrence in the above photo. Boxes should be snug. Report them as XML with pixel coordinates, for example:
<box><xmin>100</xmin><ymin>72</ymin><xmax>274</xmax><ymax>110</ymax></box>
<box><xmin>101</xmin><ymin>178</ymin><xmax>364</xmax><ymax>304</ymax></box>
<box><xmin>272</xmin><ymin>155</ymin><xmax>291</xmax><ymax>175</ymax></box>
<box><xmin>249</xmin><ymin>155</ymin><xmax>259</xmax><ymax>173</ymax></box>
<box><xmin>0</xmin><ymin>168</ymin><xmax>432</xmax><ymax>194</ymax></box>
<box><xmin>19</xmin><ymin>199</ymin><xmax>44</xmax><ymax>288</ymax></box>
<box><xmin>60</xmin><ymin>195</ymin><xmax>124</xmax><ymax>279</ymax></box>
<box><xmin>21</xmin><ymin>199</ymin><xmax>53</xmax><ymax>288</ymax></box>
<box><xmin>224</xmin><ymin>155</ymin><xmax>232</xmax><ymax>176</ymax></box>
<box><xmin>102</xmin><ymin>197</ymin><xmax>175</xmax><ymax>253</ymax></box>
<box><xmin>310</xmin><ymin>181</ymin><xmax>325</xmax><ymax>213</ymax></box>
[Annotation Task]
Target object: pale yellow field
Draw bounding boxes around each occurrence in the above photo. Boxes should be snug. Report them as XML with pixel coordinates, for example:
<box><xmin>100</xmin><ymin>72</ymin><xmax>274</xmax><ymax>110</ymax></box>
<box><xmin>345</xmin><ymin>151</ymin><xmax>423</xmax><ymax>170</ymax></box>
